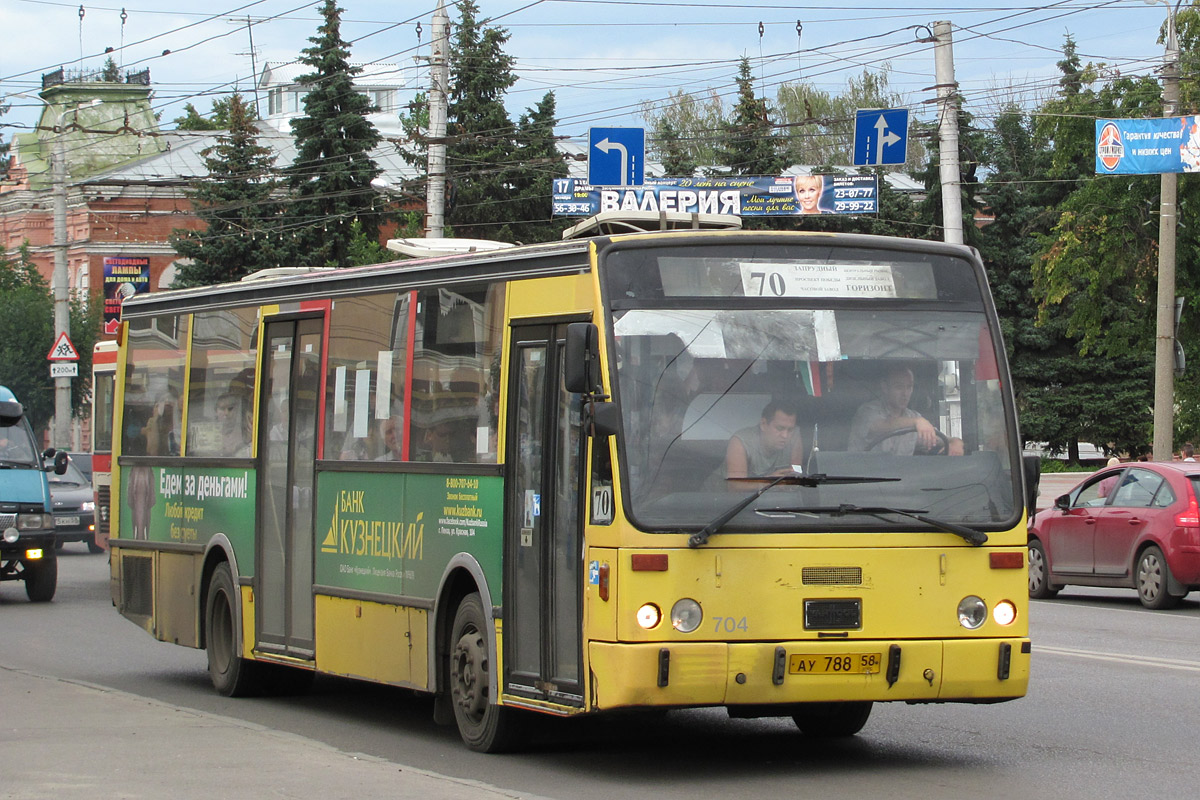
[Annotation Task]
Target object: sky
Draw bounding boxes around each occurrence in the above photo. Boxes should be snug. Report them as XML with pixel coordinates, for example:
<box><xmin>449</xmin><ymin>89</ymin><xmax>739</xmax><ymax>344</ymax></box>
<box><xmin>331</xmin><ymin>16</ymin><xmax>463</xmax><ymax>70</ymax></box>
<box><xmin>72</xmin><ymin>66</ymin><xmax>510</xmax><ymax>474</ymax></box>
<box><xmin>0</xmin><ymin>0</ymin><xmax>1184</xmax><ymax>150</ymax></box>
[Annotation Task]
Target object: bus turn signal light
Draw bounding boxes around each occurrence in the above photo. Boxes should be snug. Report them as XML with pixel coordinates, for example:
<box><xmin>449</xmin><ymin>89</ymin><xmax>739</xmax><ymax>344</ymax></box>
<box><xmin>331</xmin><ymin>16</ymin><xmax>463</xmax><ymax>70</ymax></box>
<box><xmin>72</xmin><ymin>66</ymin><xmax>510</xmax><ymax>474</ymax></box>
<box><xmin>631</xmin><ymin>553</ymin><xmax>668</xmax><ymax>571</ymax></box>
<box><xmin>989</xmin><ymin>552</ymin><xmax>1024</xmax><ymax>569</ymax></box>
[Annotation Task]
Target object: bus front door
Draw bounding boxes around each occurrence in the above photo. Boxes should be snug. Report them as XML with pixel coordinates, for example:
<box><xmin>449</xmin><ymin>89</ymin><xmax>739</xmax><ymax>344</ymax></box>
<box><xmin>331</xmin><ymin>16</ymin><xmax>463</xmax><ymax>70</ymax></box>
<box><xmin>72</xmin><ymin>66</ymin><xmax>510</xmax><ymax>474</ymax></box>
<box><xmin>505</xmin><ymin>323</ymin><xmax>584</xmax><ymax>705</ymax></box>
<box><xmin>257</xmin><ymin>316</ymin><xmax>323</xmax><ymax>659</ymax></box>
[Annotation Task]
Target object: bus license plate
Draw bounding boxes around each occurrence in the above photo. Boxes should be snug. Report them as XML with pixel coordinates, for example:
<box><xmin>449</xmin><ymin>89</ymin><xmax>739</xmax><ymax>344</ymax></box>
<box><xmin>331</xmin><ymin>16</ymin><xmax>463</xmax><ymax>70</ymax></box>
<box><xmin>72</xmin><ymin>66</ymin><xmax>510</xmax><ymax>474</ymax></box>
<box><xmin>788</xmin><ymin>653</ymin><xmax>882</xmax><ymax>675</ymax></box>
<box><xmin>55</xmin><ymin>515</ymin><xmax>80</xmax><ymax>526</ymax></box>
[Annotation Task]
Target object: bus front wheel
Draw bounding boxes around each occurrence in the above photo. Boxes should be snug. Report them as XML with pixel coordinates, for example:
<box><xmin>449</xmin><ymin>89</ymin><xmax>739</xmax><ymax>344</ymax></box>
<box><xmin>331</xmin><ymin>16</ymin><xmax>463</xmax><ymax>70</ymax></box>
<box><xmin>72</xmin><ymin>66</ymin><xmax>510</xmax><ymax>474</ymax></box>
<box><xmin>449</xmin><ymin>592</ymin><xmax>521</xmax><ymax>752</ymax></box>
<box><xmin>792</xmin><ymin>701</ymin><xmax>873</xmax><ymax>737</ymax></box>
<box><xmin>205</xmin><ymin>563</ymin><xmax>266</xmax><ymax>697</ymax></box>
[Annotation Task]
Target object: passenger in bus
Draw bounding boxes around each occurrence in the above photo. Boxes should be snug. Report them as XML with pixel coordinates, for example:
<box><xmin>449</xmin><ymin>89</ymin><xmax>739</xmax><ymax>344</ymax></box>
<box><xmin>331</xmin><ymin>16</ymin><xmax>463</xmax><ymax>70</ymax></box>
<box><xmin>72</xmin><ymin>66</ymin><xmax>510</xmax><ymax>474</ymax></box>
<box><xmin>421</xmin><ymin>421</ymin><xmax>455</xmax><ymax>463</ymax></box>
<box><xmin>724</xmin><ymin>399</ymin><xmax>806</xmax><ymax>479</ymax></box>
<box><xmin>216</xmin><ymin>392</ymin><xmax>250</xmax><ymax>457</ymax></box>
<box><xmin>374</xmin><ymin>416</ymin><xmax>405</xmax><ymax>461</ymax></box>
<box><xmin>847</xmin><ymin>365</ymin><xmax>939</xmax><ymax>455</ymax></box>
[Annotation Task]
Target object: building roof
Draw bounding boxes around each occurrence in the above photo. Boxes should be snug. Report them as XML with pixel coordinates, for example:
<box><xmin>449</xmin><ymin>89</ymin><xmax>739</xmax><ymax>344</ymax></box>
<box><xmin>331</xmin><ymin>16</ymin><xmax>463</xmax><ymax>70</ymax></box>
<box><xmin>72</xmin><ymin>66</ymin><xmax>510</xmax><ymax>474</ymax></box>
<box><xmin>258</xmin><ymin>62</ymin><xmax>411</xmax><ymax>89</ymax></box>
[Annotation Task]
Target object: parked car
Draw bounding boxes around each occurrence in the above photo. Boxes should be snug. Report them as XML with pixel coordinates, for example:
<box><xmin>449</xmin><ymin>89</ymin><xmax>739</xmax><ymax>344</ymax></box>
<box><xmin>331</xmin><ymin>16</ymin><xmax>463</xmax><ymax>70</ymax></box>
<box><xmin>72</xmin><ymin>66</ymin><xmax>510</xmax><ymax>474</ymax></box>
<box><xmin>48</xmin><ymin>455</ymin><xmax>100</xmax><ymax>553</ymax></box>
<box><xmin>1028</xmin><ymin>461</ymin><xmax>1200</xmax><ymax>609</ymax></box>
<box><xmin>68</xmin><ymin>452</ymin><xmax>93</xmax><ymax>483</ymax></box>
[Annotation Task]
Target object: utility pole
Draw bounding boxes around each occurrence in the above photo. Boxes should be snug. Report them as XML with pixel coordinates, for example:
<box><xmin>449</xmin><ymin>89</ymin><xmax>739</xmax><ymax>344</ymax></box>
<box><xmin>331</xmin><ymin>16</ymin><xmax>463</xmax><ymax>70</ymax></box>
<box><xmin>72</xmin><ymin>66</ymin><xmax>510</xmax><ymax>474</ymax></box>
<box><xmin>50</xmin><ymin>120</ymin><xmax>72</xmax><ymax>450</ymax></box>
<box><xmin>933</xmin><ymin>21</ymin><xmax>964</xmax><ymax>245</ymax></box>
<box><xmin>1152</xmin><ymin>6</ymin><xmax>1181</xmax><ymax>462</ymax></box>
<box><xmin>426</xmin><ymin>0</ymin><xmax>450</xmax><ymax>239</ymax></box>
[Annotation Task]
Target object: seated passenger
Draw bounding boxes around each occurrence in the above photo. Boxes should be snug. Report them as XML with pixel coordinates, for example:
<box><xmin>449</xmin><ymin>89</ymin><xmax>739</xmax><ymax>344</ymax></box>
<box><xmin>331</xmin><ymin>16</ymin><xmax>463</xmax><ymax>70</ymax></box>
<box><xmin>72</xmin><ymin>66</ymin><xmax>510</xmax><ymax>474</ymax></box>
<box><xmin>847</xmin><ymin>365</ymin><xmax>939</xmax><ymax>455</ymax></box>
<box><xmin>725</xmin><ymin>400</ymin><xmax>805</xmax><ymax>479</ymax></box>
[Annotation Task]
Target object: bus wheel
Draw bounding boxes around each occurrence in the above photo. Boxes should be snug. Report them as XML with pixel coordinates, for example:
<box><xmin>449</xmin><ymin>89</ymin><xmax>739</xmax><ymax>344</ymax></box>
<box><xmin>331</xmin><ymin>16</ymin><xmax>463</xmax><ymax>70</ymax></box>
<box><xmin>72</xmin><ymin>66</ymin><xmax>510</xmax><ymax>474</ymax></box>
<box><xmin>205</xmin><ymin>563</ymin><xmax>265</xmax><ymax>697</ymax></box>
<box><xmin>449</xmin><ymin>593</ymin><xmax>520</xmax><ymax>752</ymax></box>
<box><xmin>24</xmin><ymin>554</ymin><xmax>57</xmax><ymax>602</ymax></box>
<box><xmin>792</xmin><ymin>701</ymin><xmax>873</xmax><ymax>737</ymax></box>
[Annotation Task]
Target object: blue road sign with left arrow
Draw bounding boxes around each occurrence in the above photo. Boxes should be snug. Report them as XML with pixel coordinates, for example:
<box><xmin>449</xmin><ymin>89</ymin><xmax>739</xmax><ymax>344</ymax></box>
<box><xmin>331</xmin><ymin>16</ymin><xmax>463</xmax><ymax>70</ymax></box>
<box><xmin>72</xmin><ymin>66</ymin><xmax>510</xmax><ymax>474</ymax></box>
<box><xmin>589</xmin><ymin>127</ymin><xmax>645</xmax><ymax>186</ymax></box>
<box><xmin>853</xmin><ymin>109</ymin><xmax>909</xmax><ymax>166</ymax></box>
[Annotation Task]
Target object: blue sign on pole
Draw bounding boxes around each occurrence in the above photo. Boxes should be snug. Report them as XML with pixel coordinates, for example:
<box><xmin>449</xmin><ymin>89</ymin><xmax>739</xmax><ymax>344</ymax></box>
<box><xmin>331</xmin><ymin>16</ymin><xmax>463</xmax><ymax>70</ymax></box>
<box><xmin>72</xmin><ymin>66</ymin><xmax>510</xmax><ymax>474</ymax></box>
<box><xmin>853</xmin><ymin>109</ymin><xmax>909</xmax><ymax>166</ymax></box>
<box><xmin>588</xmin><ymin>127</ymin><xmax>645</xmax><ymax>186</ymax></box>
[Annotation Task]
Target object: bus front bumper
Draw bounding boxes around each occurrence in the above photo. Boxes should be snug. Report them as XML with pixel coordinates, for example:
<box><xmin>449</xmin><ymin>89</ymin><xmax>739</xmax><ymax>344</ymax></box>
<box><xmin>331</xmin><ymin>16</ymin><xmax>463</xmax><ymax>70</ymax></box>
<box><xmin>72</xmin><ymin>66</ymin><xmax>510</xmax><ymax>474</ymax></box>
<box><xmin>588</xmin><ymin>638</ymin><xmax>1030</xmax><ymax>710</ymax></box>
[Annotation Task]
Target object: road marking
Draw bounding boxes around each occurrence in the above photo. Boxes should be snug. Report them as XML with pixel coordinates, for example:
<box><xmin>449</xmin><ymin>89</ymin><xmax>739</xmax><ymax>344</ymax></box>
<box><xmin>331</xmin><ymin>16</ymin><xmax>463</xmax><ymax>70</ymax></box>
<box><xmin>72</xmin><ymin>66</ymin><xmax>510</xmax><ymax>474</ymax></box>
<box><xmin>1032</xmin><ymin>598</ymin><xmax>1200</xmax><ymax>621</ymax></box>
<box><xmin>1037</xmin><ymin>645</ymin><xmax>1200</xmax><ymax>673</ymax></box>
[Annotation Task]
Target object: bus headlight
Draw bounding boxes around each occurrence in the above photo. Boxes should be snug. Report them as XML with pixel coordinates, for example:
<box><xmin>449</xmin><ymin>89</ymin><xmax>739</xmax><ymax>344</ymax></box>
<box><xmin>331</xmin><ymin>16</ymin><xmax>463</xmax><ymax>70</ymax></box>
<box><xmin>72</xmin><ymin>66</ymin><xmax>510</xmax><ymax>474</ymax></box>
<box><xmin>3</xmin><ymin>527</ymin><xmax>18</xmax><ymax>543</ymax></box>
<box><xmin>671</xmin><ymin>599</ymin><xmax>703</xmax><ymax>633</ymax></box>
<box><xmin>957</xmin><ymin>596</ymin><xmax>987</xmax><ymax>629</ymax></box>
<box><xmin>636</xmin><ymin>603</ymin><xmax>662</xmax><ymax>629</ymax></box>
<box><xmin>992</xmin><ymin>600</ymin><xmax>1017</xmax><ymax>626</ymax></box>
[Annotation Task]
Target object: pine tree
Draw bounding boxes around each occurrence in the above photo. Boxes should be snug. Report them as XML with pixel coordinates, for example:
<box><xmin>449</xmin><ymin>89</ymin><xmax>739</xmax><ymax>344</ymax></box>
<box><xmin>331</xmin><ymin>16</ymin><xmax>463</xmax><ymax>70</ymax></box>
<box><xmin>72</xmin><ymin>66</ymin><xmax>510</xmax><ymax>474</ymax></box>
<box><xmin>173</xmin><ymin>97</ymin><xmax>260</xmax><ymax>131</ymax></box>
<box><xmin>509</xmin><ymin>92</ymin><xmax>568</xmax><ymax>244</ymax></box>
<box><xmin>447</xmin><ymin>0</ymin><xmax>519</xmax><ymax>240</ymax></box>
<box><xmin>718</xmin><ymin>58</ymin><xmax>782</xmax><ymax>176</ymax></box>
<box><xmin>284</xmin><ymin>0</ymin><xmax>382</xmax><ymax>266</ymax></box>
<box><xmin>171</xmin><ymin>93</ymin><xmax>288</xmax><ymax>285</ymax></box>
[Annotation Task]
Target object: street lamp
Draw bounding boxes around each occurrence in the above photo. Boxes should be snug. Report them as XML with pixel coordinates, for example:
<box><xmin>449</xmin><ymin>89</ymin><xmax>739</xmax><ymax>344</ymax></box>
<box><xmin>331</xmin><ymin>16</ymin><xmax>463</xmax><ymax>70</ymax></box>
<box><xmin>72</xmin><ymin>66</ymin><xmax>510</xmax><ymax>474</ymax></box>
<box><xmin>1146</xmin><ymin>0</ymin><xmax>1185</xmax><ymax>461</ymax></box>
<box><xmin>5</xmin><ymin>90</ymin><xmax>72</xmax><ymax>449</ymax></box>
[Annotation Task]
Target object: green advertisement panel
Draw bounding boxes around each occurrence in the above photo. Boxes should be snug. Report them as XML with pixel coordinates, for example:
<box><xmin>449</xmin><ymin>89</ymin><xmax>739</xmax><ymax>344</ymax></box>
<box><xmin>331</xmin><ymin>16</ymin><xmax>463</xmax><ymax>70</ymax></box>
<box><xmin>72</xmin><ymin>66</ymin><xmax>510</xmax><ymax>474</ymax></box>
<box><xmin>119</xmin><ymin>465</ymin><xmax>257</xmax><ymax>568</ymax></box>
<box><xmin>315</xmin><ymin>471</ymin><xmax>503</xmax><ymax>601</ymax></box>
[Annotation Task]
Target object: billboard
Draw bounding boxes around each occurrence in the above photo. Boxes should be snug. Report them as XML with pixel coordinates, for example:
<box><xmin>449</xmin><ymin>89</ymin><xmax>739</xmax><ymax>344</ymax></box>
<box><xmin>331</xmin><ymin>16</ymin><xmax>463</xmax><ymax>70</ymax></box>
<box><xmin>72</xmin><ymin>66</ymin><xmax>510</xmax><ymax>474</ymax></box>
<box><xmin>1095</xmin><ymin>116</ymin><xmax>1200</xmax><ymax>175</ymax></box>
<box><xmin>552</xmin><ymin>174</ymin><xmax>879</xmax><ymax>217</ymax></box>
<box><xmin>103</xmin><ymin>255</ymin><xmax>150</xmax><ymax>335</ymax></box>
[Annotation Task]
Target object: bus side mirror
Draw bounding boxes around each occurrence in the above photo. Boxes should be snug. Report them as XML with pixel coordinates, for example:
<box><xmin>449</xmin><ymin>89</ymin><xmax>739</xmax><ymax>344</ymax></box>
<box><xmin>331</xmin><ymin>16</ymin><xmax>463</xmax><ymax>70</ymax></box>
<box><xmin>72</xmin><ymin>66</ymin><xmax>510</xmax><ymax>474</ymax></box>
<box><xmin>565</xmin><ymin>322</ymin><xmax>602</xmax><ymax>395</ymax></box>
<box><xmin>1022</xmin><ymin>455</ymin><xmax>1041</xmax><ymax>516</ymax></box>
<box><xmin>590</xmin><ymin>402</ymin><xmax>620</xmax><ymax>439</ymax></box>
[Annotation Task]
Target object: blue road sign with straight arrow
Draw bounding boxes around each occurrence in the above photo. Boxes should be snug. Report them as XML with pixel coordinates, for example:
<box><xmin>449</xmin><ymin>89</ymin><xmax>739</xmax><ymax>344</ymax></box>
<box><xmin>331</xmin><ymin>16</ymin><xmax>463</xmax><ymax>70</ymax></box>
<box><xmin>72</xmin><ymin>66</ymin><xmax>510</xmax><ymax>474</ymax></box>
<box><xmin>853</xmin><ymin>108</ymin><xmax>909</xmax><ymax>166</ymax></box>
<box><xmin>588</xmin><ymin>127</ymin><xmax>645</xmax><ymax>186</ymax></box>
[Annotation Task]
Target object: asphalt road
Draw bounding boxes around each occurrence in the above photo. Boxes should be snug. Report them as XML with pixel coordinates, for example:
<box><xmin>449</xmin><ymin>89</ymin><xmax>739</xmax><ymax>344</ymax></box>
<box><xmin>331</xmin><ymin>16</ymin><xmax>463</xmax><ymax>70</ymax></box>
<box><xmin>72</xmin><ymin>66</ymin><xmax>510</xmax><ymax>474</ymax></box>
<box><xmin>3</xmin><ymin>537</ymin><xmax>1198</xmax><ymax>800</ymax></box>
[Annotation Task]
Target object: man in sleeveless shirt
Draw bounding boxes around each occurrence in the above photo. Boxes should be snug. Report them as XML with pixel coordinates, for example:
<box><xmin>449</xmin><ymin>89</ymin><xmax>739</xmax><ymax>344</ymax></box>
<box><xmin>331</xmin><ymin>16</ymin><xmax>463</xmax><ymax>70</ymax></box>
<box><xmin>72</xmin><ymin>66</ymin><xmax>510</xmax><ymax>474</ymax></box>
<box><xmin>725</xmin><ymin>399</ymin><xmax>806</xmax><ymax>479</ymax></box>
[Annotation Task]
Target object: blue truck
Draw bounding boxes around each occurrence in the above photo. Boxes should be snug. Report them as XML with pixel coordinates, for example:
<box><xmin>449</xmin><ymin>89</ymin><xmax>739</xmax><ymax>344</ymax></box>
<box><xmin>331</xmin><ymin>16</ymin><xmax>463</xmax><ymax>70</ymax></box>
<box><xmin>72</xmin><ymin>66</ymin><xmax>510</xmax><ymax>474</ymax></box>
<box><xmin>1</xmin><ymin>385</ymin><xmax>68</xmax><ymax>602</ymax></box>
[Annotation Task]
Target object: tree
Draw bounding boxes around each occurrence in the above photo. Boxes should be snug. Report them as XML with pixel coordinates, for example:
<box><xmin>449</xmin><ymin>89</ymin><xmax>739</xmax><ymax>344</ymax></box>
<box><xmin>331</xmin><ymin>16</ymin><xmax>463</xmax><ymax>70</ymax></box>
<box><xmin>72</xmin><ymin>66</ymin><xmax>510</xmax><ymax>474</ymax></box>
<box><xmin>101</xmin><ymin>56</ymin><xmax>121</xmax><ymax>82</ymax></box>
<box><xmin>171</xmin><ymin>93</ymin><xmax>288</xmax><ymax>286</ymax></box>
<box><xmin>173</xmin><ymin>96</ymin><xmax>260</xmax><ymax>131</ymax></box>
<box><xmin>509</xmin><ymin>91</ymin><xmax>569</xmax><ymax>244</ymax></box>
<box><xmin>641</xmin><ymin>88</ymin><xmax>725</xmax><ymax>171</ymax></box>
<box><xmin>717</xmin><ymin>58</ymin><xmax>783</xmax><ymax>176</ymax></box>
<box><xmin>445</xmin><ymin>0</ymin><xmax>520</xmax><ymax>240</ymax></box>
<box><xmin>0</xmin><ymin>244</ymin><xmax>99</xmax><ymax>438</ymax></box>
<box><xmin>284</xmin><ymin>0</ymin><xmax>383</xmax><ymax>266</ymax></box>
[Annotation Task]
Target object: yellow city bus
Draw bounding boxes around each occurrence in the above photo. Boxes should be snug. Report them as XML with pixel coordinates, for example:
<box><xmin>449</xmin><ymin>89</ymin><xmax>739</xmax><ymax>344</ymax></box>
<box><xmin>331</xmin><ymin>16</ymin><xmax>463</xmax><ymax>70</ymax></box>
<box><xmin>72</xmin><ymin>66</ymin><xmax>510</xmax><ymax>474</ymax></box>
<box><xmin>109</xmin><ymin>229</ymin><xmax>1035</xmax><ymax>751</ymax></box>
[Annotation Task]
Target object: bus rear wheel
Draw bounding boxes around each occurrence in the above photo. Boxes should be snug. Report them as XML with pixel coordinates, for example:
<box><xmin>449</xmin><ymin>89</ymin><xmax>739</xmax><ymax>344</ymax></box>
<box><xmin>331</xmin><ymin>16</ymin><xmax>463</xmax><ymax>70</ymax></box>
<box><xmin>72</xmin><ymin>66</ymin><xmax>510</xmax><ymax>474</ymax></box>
<box><xmin>449</xmin><ymin>593</ymin><xmax>521</xmax><ymax>752</ymax></box>
<box><xmin>205</xmin><ymin>563</ymin><xmax>266</xmax><ymax>696</ymax></box>
<box><xmin>24</xmin><ymin>554</ymin><xmax>57</xmax><ymax>602</ymax></box>
<box><xmin>792</xmin><ymin>701</ymin><xmax>873</xmax><ymax>737</ymax></box>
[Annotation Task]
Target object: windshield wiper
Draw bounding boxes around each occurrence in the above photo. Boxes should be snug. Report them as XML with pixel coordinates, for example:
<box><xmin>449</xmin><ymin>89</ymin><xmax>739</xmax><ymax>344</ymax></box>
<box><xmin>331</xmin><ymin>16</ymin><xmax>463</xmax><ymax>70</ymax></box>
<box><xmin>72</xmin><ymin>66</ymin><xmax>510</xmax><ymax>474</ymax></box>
<box><xmin>761</xmin><ymin>502</ymin><xmax>988</xmax><ymax>546</ymax></box>
<box><xmin>688</xmin><ymin>473</ymin><xmax>900</xmax><ymax>548</ymax></box>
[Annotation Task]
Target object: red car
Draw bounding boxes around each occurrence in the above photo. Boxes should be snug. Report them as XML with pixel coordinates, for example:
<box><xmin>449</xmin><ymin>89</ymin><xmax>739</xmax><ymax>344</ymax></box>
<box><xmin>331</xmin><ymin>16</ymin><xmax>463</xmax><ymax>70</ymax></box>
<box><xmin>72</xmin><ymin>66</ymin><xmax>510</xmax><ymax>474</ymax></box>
<box><xmin>1028</xmin><ymin>461</ymin><xmax>1200</xmax><ymax>609</ymax></box>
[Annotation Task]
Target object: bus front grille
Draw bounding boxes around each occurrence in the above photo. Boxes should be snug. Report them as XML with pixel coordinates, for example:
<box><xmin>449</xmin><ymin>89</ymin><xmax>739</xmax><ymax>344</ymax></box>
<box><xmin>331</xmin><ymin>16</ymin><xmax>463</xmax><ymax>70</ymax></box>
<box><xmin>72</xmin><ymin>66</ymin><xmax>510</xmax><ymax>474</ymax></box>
<box><xmin>801</xmin><ymin>566</ymin><xmax>862</xmax><ymax>586</ymax></box>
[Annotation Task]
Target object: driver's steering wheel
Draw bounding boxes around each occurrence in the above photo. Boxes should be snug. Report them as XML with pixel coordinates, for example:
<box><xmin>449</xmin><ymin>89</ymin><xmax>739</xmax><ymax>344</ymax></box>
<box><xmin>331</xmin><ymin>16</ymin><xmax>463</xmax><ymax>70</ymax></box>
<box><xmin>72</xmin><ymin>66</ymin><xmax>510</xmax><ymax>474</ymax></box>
<box><xmin>863</xmin><ymin>425</ymin><xmax>949</xmax><ymax>455</ymax></box>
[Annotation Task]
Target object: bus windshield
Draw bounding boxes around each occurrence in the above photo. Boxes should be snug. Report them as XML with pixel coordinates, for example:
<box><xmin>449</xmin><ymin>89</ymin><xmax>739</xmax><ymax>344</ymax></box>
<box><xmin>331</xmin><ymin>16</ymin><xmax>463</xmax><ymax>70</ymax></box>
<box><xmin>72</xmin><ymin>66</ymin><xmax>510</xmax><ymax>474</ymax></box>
<box><xmin>604</xmin><ymin>243</ymin><xmax>1020</xmax><ymax>534</ymax></box>
<box><xmin>0</xmin><ymin>419</ymin><xmax>40</xmax><ymax>466</ymax></box>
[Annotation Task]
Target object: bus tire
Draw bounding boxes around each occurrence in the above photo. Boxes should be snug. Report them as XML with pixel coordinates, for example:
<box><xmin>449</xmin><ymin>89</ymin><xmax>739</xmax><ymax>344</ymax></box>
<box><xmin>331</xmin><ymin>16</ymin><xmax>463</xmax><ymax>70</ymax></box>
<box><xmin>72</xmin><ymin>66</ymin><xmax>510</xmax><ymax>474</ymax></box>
<box><xmin>205</xmin><ymin>563</ymin><xmax>266</xmax><ymax>697</ymax></box>
<box><xmin>24</xmin><ymin>554</ymin><xmax>57</xmax><ymax>602</ymax></box>
<box><xmin>449</xmin><ymin>592</ymin><xmax>521</xmax><ymax>752</ymax></box>
<box><xmin>792</xmin><ymin>701</ymin><xmax>873</xmax><ymax>738</ymax></box>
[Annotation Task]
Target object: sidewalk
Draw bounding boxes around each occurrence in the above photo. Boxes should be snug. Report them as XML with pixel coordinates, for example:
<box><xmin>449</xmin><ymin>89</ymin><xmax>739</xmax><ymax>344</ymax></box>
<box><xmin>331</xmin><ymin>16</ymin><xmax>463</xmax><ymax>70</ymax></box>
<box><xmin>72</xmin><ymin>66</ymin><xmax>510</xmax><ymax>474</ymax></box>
<box><xmin>0</xmin><ymin>666</ymin><xmax>538</xmax><ymax>800</ymax></box>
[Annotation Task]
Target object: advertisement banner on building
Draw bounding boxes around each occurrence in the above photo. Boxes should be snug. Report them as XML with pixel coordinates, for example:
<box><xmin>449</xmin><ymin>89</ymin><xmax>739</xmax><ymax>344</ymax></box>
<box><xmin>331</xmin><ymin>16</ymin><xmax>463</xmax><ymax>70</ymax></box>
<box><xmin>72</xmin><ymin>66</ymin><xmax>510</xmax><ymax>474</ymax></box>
<box><xmin>552</xmin><ymin>174</ymin><xmax>879</xmax><ymax>217</ymax></box>
<box><xmin>103</xmin><ymin>256</ymin><xmax>150</xmax><ymax>334</ymax></box>
<box><xmin>1095</xmin><ymin>116</ymin><xmax>1200</xmax><ymax>175</ymax></box>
